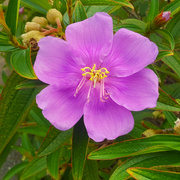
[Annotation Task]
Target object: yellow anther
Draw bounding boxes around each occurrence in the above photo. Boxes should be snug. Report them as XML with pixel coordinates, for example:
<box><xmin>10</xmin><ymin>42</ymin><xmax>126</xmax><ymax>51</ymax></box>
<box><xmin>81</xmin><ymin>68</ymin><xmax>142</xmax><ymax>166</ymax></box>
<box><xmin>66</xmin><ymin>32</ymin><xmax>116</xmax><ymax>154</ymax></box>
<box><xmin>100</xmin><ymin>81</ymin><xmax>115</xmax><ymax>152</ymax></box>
<box><xmin>81</xmin><ymin>64</ymin><xmax>109</xmax><ymax>88</ymax></box>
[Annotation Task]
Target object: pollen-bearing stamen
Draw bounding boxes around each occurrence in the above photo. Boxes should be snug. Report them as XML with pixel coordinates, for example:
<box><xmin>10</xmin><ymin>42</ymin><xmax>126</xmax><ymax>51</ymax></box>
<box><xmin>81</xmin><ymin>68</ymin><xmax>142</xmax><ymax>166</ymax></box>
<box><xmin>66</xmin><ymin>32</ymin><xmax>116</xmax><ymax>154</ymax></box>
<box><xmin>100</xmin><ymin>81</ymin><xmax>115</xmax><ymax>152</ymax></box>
<box><xmin>74</xmin><ymin>64</ymin><xmax>109</xmax><ymax>102</ymax></box>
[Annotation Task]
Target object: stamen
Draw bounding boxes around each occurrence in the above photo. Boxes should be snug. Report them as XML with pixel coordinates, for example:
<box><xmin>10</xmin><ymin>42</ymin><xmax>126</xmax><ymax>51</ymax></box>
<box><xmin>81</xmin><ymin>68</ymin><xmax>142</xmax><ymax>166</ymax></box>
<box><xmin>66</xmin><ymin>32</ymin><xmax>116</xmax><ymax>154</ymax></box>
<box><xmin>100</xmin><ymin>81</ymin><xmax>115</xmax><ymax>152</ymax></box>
<box><xmin>74</xmin><ymin>76</ymin><xmax>86</xmax><ymax>97</ymax></box>
<box><xmin>87</xmin><ymin>83</ymin><xmax>92</xmax><ymax>102</ymax></box>
<box><xmin>75</xmin><ymin>64</ymin><xmax>109</xmax><ymax>102</ymax></box>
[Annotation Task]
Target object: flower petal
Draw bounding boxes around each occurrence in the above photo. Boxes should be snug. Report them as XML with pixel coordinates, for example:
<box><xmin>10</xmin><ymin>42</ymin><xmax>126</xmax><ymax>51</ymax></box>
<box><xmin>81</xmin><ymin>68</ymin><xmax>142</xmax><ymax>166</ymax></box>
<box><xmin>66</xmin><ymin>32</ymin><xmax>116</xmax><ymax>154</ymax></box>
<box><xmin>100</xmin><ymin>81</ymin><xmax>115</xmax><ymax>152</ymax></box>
<box><xmin>66</xmin><ymin>12</ymin><xmax>113</xmax><ymax>67</ymax></box>
<box><xmin>84</xmin><ymin>87</ymin><xmax>134</xmax><ymax>142</ymax></box>
<box><xmin>103</xmin><ymin>28</ymin><xmax>158</xmax><ymax>77</ymax></box>
<box><xmin>106</xmin><ymin>68</ymin><xmax>159</xmax><ymax>111</ymax></box>
<box><xmin>36</xmin><ymin>84</ymin><xmax>89</xmax><ymax>130</ymax></box>
<box><xmin>34</xmin><ymin>36</ymin><xmax>83</xmax><ymax>86</ymax></box>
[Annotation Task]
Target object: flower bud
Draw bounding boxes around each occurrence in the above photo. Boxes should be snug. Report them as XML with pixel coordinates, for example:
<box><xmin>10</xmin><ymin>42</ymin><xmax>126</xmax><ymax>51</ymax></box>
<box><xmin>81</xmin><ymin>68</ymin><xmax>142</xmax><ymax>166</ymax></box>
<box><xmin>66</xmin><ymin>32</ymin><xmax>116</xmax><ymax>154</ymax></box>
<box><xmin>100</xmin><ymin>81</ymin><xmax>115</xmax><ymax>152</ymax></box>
<box><xmin>21</xmin><ymin>30</ymin><xmax>44</xmax><ymax>46</ymax></box>
<box><xmin>46</xmin><ymin>8</ymin><xmax>62</xmax><ymax>25</ymax></box>
<box><xmin>153</xmin><ymin>11</ymin><xmax>172</xmax><ymax>28</ymax></box>
<box><xmin>174</xmin><ymin>118</ymin><xmax>180</xmax><ymax>135</ymax></box>
<box><xmin>32</xmin><ymin>16</ymin><xmax>48</xmax><ymax>28</ymax></box>
<box><xmin>25</xmin><ymin>22</ymin><xmax>41</xmax><ymax>32</ymax></box>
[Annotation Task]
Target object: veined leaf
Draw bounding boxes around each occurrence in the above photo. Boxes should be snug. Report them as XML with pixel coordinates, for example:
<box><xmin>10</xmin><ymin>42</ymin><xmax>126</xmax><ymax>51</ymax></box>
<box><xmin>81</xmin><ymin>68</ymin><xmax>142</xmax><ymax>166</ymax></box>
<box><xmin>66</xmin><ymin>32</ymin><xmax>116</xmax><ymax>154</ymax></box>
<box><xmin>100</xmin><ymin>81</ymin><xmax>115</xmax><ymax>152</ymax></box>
<box><xmin>163</xmin><ymin>111</ymin><xmax>177</xmax><ymax>127</ymax></box>
<box><xmin>0</xmin><ymin>71</ymin><xmax>41</xmax><ymax>154</ymax></box>
<box><xmin>110</xmin><ymin>151</ymin><xmax>180</xmax><ymax>180</ymax></box>
<box><xmin>147</xmin><ymin>0</ymin><xmax>159</xmax><ymax>22</ymax></box>
<box><xmin>3</xmin><ymin>162</ymin><xmax>28</xmax><ymax>180</ymax></box>
<box><xmin>47</xmin><ymin>148</ymin><xmax>61</xmax><ymax>180</ymax></box>
<box><xmin>20</xmin><ymin>157</ymin><xmax>47</xmax><ymax>180</ymax></box>
<box><xmin>72</xmin><ymin>118</ymin><xmax>89</xmax><ymax>180</ymax></box>
<box><xmin>5</xmin><ymin>0</ymin><xmax>20</xmax><ymax>35</ymax></box>
<box><xmin>38</xmin><ymin>126</ymin><xmax>72</xmax><ymax>156</ymax></box>
<box><xmin>166</xmin><ymin>12</ymin><xmax>180</xmax><ymax>40</ymax></box>
<box><xmin>164</xmin><ymin>0</ymin><xmax>180</xmax><ymax>16</ymax></box>
<box><xmin>127</xmin><ymin>167</ymin><xmax>180</xmax><ymax>180</ymax></box>
<box><xmin>74</xmin><ymin>0</ymin><xmax>87</xmax><ymax>22</ymax></box>
<box><xmin>16</xmin><ymin>79</ymin><xmax>47</xmax><ymax>89</ymax></box>
<box><xmin>81</xmin><ymin>0</ymin><xmax>134</xmax><ymax>9</ymax></box>
<box><xmin>88</xmin><ymin>134</ymin><xmax>180</xmax><ymax>160</ymax></box>
<box><xmin>21</xmin><ymin>0</ymin><xmax>51</xmax><ymax>14</ymax></box>
<box><xmin>11</xmin><ymin>48</ymin><xmax>37</xmax><ymax>79</ymax></box>
<box><xmin>155</xmin><ymin>29</ymin><xmax>175</xmax><ymax>50</ymax></box>
<box><xmin>155</xmin><ymin>50</ymin><xmax>174</xmax><ymax>61</ymax></box>
<box><xmin>155</xmin><ymin>88</ymin><xmax>180</xmax><ymax>111</ymax></box>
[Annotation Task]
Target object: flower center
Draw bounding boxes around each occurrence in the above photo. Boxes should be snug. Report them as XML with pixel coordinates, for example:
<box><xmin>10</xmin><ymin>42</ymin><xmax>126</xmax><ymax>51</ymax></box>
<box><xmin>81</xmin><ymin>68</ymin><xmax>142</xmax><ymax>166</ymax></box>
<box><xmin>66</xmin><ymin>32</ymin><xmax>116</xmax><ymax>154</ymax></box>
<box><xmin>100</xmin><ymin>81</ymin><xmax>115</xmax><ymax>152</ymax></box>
<box><xmin>74</xmin><ymin>64</ymin><xmax>109</xmax><ymax>102</ymax></box>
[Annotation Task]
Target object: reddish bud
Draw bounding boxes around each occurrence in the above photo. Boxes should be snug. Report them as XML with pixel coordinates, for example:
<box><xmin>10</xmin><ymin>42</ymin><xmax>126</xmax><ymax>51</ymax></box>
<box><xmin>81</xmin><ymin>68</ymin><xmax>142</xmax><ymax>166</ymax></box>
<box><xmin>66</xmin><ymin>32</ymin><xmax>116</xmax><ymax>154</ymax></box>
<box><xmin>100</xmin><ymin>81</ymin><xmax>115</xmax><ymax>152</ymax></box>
<box><xmin>154</xmin><ymin>11</ymin><xmax>172</xmax><ymax>27</ymax></box>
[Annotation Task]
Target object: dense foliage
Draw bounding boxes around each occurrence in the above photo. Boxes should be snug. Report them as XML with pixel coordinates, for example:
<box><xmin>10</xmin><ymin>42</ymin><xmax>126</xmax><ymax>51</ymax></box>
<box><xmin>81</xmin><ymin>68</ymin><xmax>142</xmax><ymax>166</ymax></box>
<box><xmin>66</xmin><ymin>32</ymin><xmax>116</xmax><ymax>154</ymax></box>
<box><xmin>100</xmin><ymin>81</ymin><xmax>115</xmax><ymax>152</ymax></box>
<box><xmin>0</xmin><ymin>0</ymin><xmax>180</xmax><ymax>179</ymax></box>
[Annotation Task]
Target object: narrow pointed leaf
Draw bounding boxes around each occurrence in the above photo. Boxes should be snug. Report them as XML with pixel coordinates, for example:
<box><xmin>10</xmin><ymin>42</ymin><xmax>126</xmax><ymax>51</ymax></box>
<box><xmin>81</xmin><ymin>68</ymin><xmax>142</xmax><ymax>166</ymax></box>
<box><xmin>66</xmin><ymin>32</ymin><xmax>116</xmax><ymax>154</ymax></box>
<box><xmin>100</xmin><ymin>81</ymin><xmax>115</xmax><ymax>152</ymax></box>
<box><xmin>72</xmin><ymin>118</ymin><xmax>89</xmax><ymax>180</ymax></box>
<box><xmin>83</xmin><ymin>160</ymin><xmax>100</xmax><ymax>180</ymax></box>
<box><xmin>164</xmin><ymin>0</ymin><xmax>180</xmax><ymax>16</ymax></box>
<box><xmin>5</xmin><ymin>0</ymin><xmax>20</xmax><ymax>35</ymax></box>
<box><xmin>155</xmin><ymin>29</ymin><xmax>175</xmax><ymax>50</ymax></box>
<box><xmin>127</xmin><ymin>167</ymin><xmax>180</xmax><ymax>180</ymax></box>
<box><xmin>11</xmin><ymin>48</ymin><xmax>37</xmax><ymax>79</ymax></box>
<box><xmin>155</xmin><ymin>88</ymin><xmax>180</xmax><ymax>111</ymax></box>
<box><xmin>155</xmin><ymin>50</ymin><xmax>174</xmax><ymax>61</ymax></box>
<box><xmin>74</xmin><ymin>0</ymin><xmax>87</xmax><ymax>22</ymax></box>
<box><xmin>88</xmin><ymin>134</ymin><xmax>180</xmax><ymax>160</ymax></box>
<box><xmin>147</xmin><ymin>0</ymin><xmax>159</xmax><ymax>22</ymax></box>
<box><xmin>81</xmin><ymin>0</ymin><xmax>134</xmax><ymax>9</ymax></box>
<box><xmin>0</xmin><ymin>71</ymin><xmax>41</xmax><ymax>154</ymax></box>
<box><xmin>163</xmin><ymin>111</ymin><xmax>177</xmax><ymax>127</ymax></box>
<box><xmin>20</xmin><ymin>157</ymin><xmax>47</xmax><ymax>180</ymax></box>
<box><xmin>110</xmin><ymin>151</ymin><xmax>180</xmax><ymax>180</ymax></box>
<box><xmin>3</xmin><ymin>162</ymin><xmax>28</xmax><ymax>180</ymax></box>
<box><xmin>38</xmin><ymin>126</ymin><xmax>73</xmax><ymax>156</ymax></box>
<box><xmin>47</xmin><ymin>148</ymin><xmax>61</xmax><ymax>180</ymax></box>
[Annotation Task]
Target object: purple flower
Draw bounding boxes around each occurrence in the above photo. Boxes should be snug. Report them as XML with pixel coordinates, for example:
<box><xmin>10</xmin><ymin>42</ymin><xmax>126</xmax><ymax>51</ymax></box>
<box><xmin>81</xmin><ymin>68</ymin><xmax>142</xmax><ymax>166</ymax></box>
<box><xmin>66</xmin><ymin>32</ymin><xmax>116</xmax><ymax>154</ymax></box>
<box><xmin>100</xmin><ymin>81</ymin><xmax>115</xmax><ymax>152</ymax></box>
<box><xmin>34</xmin><ymin>12</ymin><xmax>159</xmax><ymax>142</ymax></box>
<box><xmin>162</xmin><ymin>11</ymin><xmax>171</xmax><ymax>21</ymax></box>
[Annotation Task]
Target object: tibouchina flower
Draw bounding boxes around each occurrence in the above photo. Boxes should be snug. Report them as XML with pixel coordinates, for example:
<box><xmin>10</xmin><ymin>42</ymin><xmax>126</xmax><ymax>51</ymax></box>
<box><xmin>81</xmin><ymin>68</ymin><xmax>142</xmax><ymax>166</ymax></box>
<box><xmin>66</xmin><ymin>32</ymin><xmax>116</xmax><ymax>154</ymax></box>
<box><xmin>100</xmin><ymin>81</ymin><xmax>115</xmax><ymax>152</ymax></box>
<box><xmin>34</xmin><ymin>12</ymin><xmax>159</xmax><ymax>142</ymax></box>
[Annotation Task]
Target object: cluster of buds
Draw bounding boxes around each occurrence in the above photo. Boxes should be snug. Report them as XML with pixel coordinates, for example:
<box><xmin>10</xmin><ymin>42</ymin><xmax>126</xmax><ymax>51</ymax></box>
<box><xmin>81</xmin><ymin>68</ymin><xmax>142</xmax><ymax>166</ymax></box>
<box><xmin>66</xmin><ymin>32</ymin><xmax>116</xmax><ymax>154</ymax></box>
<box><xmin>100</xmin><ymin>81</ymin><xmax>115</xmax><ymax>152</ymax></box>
<box><xmin>21</xmin><ymin>8</ymin><xmax>64</xmax><ymax>50</ymax></box>
<box><xmin>150</xmin><ymin>11</ymin><xmax>172</xmax><ymax>30</ymax></box>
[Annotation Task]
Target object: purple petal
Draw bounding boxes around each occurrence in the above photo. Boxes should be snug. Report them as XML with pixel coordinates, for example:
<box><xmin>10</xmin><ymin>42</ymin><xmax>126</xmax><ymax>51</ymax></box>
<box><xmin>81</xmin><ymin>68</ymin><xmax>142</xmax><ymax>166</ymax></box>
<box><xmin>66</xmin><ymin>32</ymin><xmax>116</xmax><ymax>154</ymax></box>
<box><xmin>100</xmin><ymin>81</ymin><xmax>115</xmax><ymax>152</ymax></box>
<box><xmin>36</xmin><ymin>84</ymin><xmax>89</xmax><ymax>130</ymax></box>
<box><xmin>66</xmin><ymin>12</ymin><xmax>113</xmax><ymax>67</ymax></box>
<box><xmin>103</xmin><ymin>28</ymin><xmax>158</xmax><ymax>77</ymax></box>
<box><xmin>84</xmin><ymin>87</ymin><xmax>134</xmax><ymax>142</ymax></box>
<box><xmin>34</xmin><ymin>36</ymin><xmax>83</xmax><ymax>86</ymax></box>
<box><xmin>106</xmin><ymin>68</ymin><xmax>159</xmax><ymax>111</ymax></box>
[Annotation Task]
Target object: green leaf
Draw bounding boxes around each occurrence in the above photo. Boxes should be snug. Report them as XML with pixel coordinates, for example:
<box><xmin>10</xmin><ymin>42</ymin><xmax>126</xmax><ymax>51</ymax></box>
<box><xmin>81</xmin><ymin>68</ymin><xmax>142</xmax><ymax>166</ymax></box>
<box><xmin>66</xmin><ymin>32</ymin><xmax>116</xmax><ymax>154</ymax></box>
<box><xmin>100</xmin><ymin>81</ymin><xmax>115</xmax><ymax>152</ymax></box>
<box><xmin>18</xmin><ymin>125</ymin><xmax>48</xmax><ymax>137</ymax></box>
<box><xmin>20</xmin><ymin>157</ymin><xmax>47</xmax><ymax>180</ymax></box>
<box><xmin>83</xmin><ymin>160</ymin><xmax>100</xmax><ymax>180</ymax></box>
<box><xmin>155</xmin><ymin>50</ymin><xmax>174</xmax><ymax>61</ymax></box>
<box><xmin>74</xmin><ymin>0</ymin><xmax>87</xmax><ymax>22</ymax></box>
<box><xmin>161</xmin><ymin>51</ymin><xmax>180</xmax><ymax>78</ymax></box>
<box><xmin>16</xmin><ymin>79</ymin><xmax>47</xmax><ymax>89</ymax></box>
<box><xmin>0</xmin><ymin>42</ymin><xmax>18</xmax><ymax>52</ymax></box>
<box><xmin>11</xmin><ymin>48</ymin><xmax>37</xmax><ymax>79</ymax></box>
<box><xmin>163</xmin><ymin>111</ymin><xmax>177</xmax><ymax>127</ymax></box>
<box><xmin>47</xmin><ymin>148</ymin><xmax>61</xmax><ymax>180</ymax></box>
<box><xmin>81</xmin><ymin>0</ymin><xmax>134</xmax><ymax>9</ymax></box>
<box><xmin>164</xmin><ymin>0</ymin><xmax>180</xmax><ymax>16</ymax></box>
<box><xmin>127</xmin><ymin>167</ymin><xmax>180</xmax><ymax>180</ymax></box>
<box><xmin>0</xmin><ymin>71</ymin><xmax>41</xmax><ymax>154</ymax></box>
<box><xmin>38</xmin><ymin>126</ymin><xmax>72</xmax><ymax>156</ymax></box>
<box><xmin>147</xmin><ymin>0</ymin><xmax>159</xmax><ymax>22</ymax></box>
<box><xmin>72</xmin><ymin>118</ymin><xmax>89</xmax><ymax>180</ymax></box>
<box><xmin>166</xmin><ymin>12</ymin><xmax>180</xmax><ymax>40</ymax></box>
<box><xmin>21</xmin><ymin>0</ymin><xmax>51</xmax><ymax>14</ymax></box>
<box><xmin>5</xmin><ymin>0</ymin><xmax>20</xmax><ymax>35</ymax></box>
<box><xmin>29</xmin><ymin>107</ymin><xmax>51</xmax><ymax>128</ymax></box>
<box><xmin>155</xmin><ymin>29</ymin><xmax>175</xmax><ymax>50</ymax></box>
<box><xmin>155</xmin><ymin>88</ymin><xmax>180</xmax><ymax>111</ymax></box>
<box><xmin>88</xmin><ymin>134</ymin><xmax>180</xmax><ymax>160</ymax></box>
<box><xmin>110</xmin><ymin>151</ymin><xmax>180</xmax><ymax>180</ymax></box>
<box><xmin>3</xmin><ymin>162</ymin><xmax>28</xmax><ymax>180</ymax></box>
